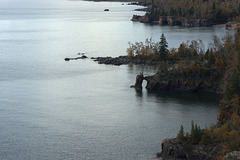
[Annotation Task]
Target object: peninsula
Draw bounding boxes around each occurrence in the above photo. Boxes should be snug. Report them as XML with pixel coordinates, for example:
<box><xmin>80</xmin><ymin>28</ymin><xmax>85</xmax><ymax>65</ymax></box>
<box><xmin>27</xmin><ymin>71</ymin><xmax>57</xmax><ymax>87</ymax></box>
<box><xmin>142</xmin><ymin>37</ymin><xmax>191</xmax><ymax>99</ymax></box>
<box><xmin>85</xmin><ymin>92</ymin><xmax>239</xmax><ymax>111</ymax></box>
<box><xmin>131</xmin><ymin>0</ymin><xmax>240</xmax><ymax>28</ymax></box>
<box><xmin>94</xmin><ymin>31</ymin><xmax>240</xmax><ymax>159</ymax></box>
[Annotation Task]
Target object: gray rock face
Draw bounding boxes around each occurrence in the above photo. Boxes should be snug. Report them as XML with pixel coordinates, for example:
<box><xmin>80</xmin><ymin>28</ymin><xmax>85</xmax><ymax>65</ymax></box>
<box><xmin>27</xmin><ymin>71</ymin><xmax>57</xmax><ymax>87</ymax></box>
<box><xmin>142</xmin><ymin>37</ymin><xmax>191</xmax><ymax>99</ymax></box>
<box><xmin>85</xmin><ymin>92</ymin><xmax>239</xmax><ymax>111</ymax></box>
<box><xmin>64</xmin><ymin>55</ymin><xmax>88</xmax><ymax>61</ymax></box>
<box><xmin>92</xmin><ymin>56</ymin><xmax>130</xmax><ymax>65</ymax></box>
<box><xmin>134</xmin><ymin>74</ymin><xmax>144</xmax><ymax>90</ymax></box>
<box><xmin>132</xmin><ymin>15</ymin><xmax>213</xmax><ymax>27</ymax></box>
<box><xmin>159</xmin><ymin>16</ymin><xmax>213</xmax><ymax>27</ymax></box>
<box><xmin>131</xmin><ymin>74</ymin><xmax>144</xmax><ymax>90</ymax></box>
<box><xmin>92</xmin><ymin>56</ymin><xmax>175</xmax><ymax>66</ymax></box>
<box><xmin>226</xmin><ymin>22</ymin><xmax>240</xmax><ymax>30</ymax></box>
<box><xmin>144</xmin><ymin>69</ymin><xmax>224</xmax><ymax>94</ymax></box>
<box><xmin>131</xmin><ymin>15</ymin><xmax>149</xmax><ymax>23</ymax></box>
<box><xmin>159</xmin><ymin>138</ymin><xmax>222</xmax><ymax>160</ymax></box>
<box><xmin>223</xmin><ymin>151</ymin><xmax>240</xmax><ymax>160</ymax></box>
<box><xmin>161</xmin><ymin>139</ymin><xmax>187</xmax><ymax>160</ymax></box>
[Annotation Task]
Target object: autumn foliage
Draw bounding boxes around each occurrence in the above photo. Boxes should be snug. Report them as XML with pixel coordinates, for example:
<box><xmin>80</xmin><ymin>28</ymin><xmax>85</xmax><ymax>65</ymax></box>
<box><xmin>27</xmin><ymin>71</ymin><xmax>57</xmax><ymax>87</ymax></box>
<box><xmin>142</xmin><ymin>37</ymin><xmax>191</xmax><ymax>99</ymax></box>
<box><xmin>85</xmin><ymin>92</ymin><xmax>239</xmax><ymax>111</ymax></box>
<box><xmin>173</xmin><ymin>31</ymin><xmax>240</xmax><ymax>156</ymax></box>
<box><xmin>144</xmin><ymin>0</ymin><xmax>240</xmax><ymax>24</ymax></box>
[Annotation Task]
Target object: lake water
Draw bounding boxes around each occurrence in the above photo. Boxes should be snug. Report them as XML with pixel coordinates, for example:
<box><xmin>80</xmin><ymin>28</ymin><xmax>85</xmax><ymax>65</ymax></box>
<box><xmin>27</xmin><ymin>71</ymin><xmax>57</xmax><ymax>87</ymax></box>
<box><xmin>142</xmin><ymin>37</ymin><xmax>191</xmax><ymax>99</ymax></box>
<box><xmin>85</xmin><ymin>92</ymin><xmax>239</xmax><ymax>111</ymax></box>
<box><xmin>0</xmin><ymin>0</ymin><xmax>226</xmax><ymax>159</ymax></box>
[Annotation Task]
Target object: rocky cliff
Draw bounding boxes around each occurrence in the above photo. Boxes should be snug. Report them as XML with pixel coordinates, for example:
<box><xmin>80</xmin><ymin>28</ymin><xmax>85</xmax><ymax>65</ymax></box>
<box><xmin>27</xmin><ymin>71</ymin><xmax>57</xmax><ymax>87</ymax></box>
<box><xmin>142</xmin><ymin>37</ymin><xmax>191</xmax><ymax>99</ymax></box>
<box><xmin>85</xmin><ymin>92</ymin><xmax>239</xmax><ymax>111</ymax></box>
<box><xmin>131</xmin><ymin>14</ymin><xmax>150</xmax><ymax>23</ymax></box>
<box><xmin>142</xmin><ymin>69</ymin><xmax>225</xmax><ymax>94</ymax></box>
<box><xmin>138</xmin><ymin>68</ymin><xmax>235</xmax><ymax>160</ymax></box>
<box><xmin>130</xmin><ymin>74</ymin><xmax>144</xmax><ymax>90</ymax></box>
<box><xmin>225</xmin><ymin>22</ymin><xmax>240</xmax><ymax>30</ymax></box>
<box><xmin>158</xmin><ymin>16</ymin><xmax>213</xmax><ymax>27</ymax></box>
<box><xmin>158</xmin><ymin>138</ymin><xmax>222</xmax><ymax>160</ymax></box>
<box><xmin>131</xmin><ymin>15</ymin><xmax>213</xmax><ymax>27</ymax></box>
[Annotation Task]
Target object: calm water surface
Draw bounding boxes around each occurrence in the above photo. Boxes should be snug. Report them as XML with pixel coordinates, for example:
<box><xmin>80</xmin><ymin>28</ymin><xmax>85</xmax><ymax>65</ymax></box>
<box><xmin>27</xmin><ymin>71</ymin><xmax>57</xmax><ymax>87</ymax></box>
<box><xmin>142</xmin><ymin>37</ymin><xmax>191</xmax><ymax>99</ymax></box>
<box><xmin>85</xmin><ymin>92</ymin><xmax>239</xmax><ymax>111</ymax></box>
<box><xmin>0</xmin><ymin>0</ymin><xmax>225</xmax><ymax>159</ymax></box>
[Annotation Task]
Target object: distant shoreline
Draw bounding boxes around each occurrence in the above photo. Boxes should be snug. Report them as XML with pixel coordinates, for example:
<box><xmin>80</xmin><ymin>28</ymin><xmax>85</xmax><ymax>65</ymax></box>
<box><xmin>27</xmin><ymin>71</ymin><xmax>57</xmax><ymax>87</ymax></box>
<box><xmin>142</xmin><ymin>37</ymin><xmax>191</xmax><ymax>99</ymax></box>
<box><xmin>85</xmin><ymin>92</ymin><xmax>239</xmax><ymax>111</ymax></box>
<box><xmin>85</xmin><ymin>0</ymin><xmax>240</xmax><ymax>29</ymax></box>
<box><xmin>131</xmin><ymin>14</ymin><xmax>240</xmax><ymax>29</ymax></box>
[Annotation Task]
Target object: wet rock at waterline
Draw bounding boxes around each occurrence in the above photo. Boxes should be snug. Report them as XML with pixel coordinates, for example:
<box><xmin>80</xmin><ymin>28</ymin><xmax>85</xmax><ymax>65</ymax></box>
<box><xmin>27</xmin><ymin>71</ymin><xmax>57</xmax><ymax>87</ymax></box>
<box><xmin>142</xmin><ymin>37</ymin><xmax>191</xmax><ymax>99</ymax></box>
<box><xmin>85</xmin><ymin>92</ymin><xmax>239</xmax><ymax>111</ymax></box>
<box><xmin>64</xmin><ymin>55</ymin><xmax>87</xmax><ymax>61</ymax></box>
<box><xmin>130</xmin><ymin>74</ymin><xmax>144</xmax><ymax>90</ymax></box>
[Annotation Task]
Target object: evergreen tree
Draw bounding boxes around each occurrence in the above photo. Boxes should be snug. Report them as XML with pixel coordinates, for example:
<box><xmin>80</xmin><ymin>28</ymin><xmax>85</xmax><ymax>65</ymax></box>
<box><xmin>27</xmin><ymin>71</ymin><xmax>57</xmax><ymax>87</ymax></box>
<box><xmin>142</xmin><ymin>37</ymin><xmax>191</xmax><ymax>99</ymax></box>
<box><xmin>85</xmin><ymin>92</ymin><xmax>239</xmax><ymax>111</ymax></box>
<box><xmin>188</xmin><ymin>6</ymin><xmax>194</xmax><ymax>16</ymax></box>
<box><xmin>238</xmin><ymin>4</ymin><xmax>240</xmax><ymax>14</ymax></box>
<box><xmin>158</xmin><ymin>34</ymin><xmax>169</xmax><ymax>60</ymax></box>
<box><xmin>212</xmin><ymin>2</ymin><xmax>216</xmax><ymax>10</ymax></box>
<box><xmin>225</xmin><ymin>72</ymin><xmax>240</xmax><ymax>100</ymax></box>
<box><xmin>178</xmin><ymin>7</ymin><xmax>182</xmax><ymax>16</ymax></box>
<box><xmin>177</xmin><ymin>125</ymin><xmax>185</xmax><ymax>142</ymax></box>
<box><xmin>190</xmin><ymin>121</ymin><xmax>202</xmax><ymax>144</ymax></box>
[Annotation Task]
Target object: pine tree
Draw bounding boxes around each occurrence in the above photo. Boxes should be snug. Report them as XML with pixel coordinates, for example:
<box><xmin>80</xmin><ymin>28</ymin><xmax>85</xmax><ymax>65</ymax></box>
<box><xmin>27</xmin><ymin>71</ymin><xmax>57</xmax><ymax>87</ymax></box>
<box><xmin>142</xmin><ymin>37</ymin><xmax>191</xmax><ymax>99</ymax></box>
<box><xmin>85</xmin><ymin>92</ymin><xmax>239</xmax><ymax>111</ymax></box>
<box><xmin>190</xmin><ymin>121</ymin><xmax>202</xmax><ymax>144</ymax></box>
<box><xmin>177</xmin><ymin>125</ymin><xmax>185</xmax><ymax>142</ymax></box>
<box><xmin>208</xmin><ymin>50</ymin><xmax>215</xmax><ymax>66</ymax></box>
<box><xmin>158</xmin><ymin>33</ymin><xmax>169</xmax><ymax>60</ymax></box>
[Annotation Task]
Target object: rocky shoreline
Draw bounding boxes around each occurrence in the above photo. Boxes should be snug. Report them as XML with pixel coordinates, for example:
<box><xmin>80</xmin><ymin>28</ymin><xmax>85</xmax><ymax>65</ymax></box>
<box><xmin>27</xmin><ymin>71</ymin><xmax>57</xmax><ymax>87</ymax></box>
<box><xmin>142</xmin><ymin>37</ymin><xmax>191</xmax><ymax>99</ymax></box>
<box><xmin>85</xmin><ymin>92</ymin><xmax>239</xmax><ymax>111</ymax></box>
<box><xmin>131</xmin><ymin>10</ymin><xmax>240</xmax><ymax>29</ymax></box>
<box><xmin>129</xmin><ymin>69</ymin><xmax>236</xmax><ymax>160</ymax></box>
<box><xmin>129</xmin><ymin>69</ymin><xmax>240</xmax><ymax>160</ymax></box>
<box><xmin>65</xmin><ymin>55</ymin><xmax>87</xmax><ymax>61</ymax></box>
<box><xmin>157</xmin><ymin>138</ymin><xmax>223</xmax><ymax>160</ymax></box>
<box><xmin>145</xmin><ymin>69</ymin><xmax>225</xmax><ymax>94</ymax></box>
<box><xmin>225</xmin><ymin>21</ymin><xmax>240</xmax><ymax>30</ymax></box>
<box><xmin>131</xmin><ymin>15</ymin><xmax>215</xmax><ymax>27</ymax></box>
<box><xmin>157</xmin><ymin>138</ymin><xmax>240</xmax><ymax>160</ymax></box>
<box><xmin>92</xmin><ymin>55</ymin><xmax>226</xmax><ymax>94</ymax></box>
<box><xmin>68</xmin><ymin>54</ymin><xmax>237</xmax><ymax>159</ymax></box>
<box><xmin>92</xmin><ymin>56</ymin><xmax>177</xmax><ymax>66</ymax></box>
<box><xmin>131</xmin><ymin>68</ymin><xmax>225</xmax><ymax>94</ymax></box>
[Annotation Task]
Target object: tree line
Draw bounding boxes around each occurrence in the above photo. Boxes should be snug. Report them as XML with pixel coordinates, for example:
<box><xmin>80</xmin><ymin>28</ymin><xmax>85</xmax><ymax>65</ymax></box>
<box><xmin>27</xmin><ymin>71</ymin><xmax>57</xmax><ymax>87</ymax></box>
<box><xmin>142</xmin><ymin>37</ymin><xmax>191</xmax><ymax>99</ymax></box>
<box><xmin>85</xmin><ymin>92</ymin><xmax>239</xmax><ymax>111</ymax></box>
<box><xmin>175</xmin><ymin>31</ymin><xmax>240</xmax><ymax>157</ymax></box>
<box><xmin>127</xmin><ymin>31</ymin><xmax>240</xmax><ymax>157</ymax></box>
<box><xmin>140</xmin><ymin>0</ymin><xmax>240</xmax><ymax>24</ymax></box>
<box><xmin>127</xmin><ymin>33</ymin><xmax>228</xmax><ymax>71</ymax></box>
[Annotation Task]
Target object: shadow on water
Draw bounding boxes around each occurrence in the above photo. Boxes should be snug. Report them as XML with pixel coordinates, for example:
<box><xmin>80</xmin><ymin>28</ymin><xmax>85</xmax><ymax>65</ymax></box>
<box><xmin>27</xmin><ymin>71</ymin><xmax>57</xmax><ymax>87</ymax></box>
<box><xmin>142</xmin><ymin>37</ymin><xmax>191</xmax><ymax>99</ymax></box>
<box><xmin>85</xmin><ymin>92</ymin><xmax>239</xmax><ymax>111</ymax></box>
<box><xmin>128</xmin><ymin>64</ymin><xmax>220</xmax><ymax>109</ymax></box>
<box><xmin>135</xmin><ymin>88</ymin><xmax>143</xmax><ymax>97</ymax></box>
<box><xmin>146</xmin><ymin>90</ymin><xmax>221</xmax><ymax>106</ymax></box>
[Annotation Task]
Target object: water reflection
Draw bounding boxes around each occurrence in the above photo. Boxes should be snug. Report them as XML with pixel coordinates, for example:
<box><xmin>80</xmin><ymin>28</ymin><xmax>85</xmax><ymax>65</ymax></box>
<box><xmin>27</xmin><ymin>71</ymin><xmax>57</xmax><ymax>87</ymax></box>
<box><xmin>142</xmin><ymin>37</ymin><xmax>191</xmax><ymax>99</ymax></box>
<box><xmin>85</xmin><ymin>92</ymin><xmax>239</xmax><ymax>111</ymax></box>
<box><xmin>127</xmin><ymin>64</ymin><xmax>159</xmax><ymax>76</ymax></box>
<box><xmin>146</xmin><ymin>90</ymin><xmax>220</xmax><ymax>106</ymax></box>
<box><xmin>135</xmin><ymin>88</ymin><xmax>143</xmax><ymax>97</ymax></box>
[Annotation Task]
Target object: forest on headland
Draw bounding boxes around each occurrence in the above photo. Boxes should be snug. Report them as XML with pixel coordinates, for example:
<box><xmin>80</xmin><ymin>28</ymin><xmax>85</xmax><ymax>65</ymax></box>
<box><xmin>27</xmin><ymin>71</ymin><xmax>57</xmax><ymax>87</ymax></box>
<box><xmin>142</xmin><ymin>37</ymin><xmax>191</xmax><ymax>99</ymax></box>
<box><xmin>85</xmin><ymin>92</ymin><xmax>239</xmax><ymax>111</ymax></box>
<box><xmin>128</xmin><ymin>1</ymin><xmax>240</xmax><ymax>158</ymax></box>
<box><xmin>90</xmin><ymin>0</ymin><xmax>240</xmax><ymax>26</ymax></box>
<box><xmin>90</xmin><ymin>0</ymin><xmax>240</xmax><ymax>158</ymax></box>
<box><xmin>144</xmin><ymin>0</ymin><xmax>240</xmax><ymax>23</ymax></box>
<box><xmin>128</xmin><ymin>0</ymin><xmax>240</xmax><ymax>27</ymax></box>
<box><xmin>89</xmin><ymin>29</ymin><xmax>240</xmax><ymax>159</ymax></box>
<box><xmin>94</xmin><ymin>30</ymin><xmax>240</xmax><ymax>159</ymax></box>
<box><xmin>127</xmin><ymin>30</ymin><xmax>240</xmax><ymax>159</ymax></box>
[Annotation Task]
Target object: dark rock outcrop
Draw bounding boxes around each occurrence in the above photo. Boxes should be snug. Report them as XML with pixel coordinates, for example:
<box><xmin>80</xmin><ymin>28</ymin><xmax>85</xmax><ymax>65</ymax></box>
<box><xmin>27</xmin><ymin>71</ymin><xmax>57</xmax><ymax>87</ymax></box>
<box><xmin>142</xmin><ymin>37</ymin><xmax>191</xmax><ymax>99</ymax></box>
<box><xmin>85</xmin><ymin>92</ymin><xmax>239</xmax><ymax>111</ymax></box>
<box><xmin>104</xmin><ymin>9</ymin><xmax>109</xmax><ymax>11</ymax></box>
<box><xmin>129</xmin><ymin>14</ymin><xmax>148</xmax><ymax>23</ymax></box>
<box><xmin>130</xmin><ymin>74</ymin><xmax>144</xmax><ymax>90</ymax></box>
<box><xmin>158</xmin><ymin>138</ymin><xmax>222</xmax><ymax>160</ymax></box>
<box><xmin>131</xmin><ymin>14</ymin><xmax>150</xmax><ymax>23</ymax></box>
<box><xmin>223</xmin><ymin>151</ymin><xmax>240</xmax><ymax>160</ymax></box>
<box><xmin>144</xmin><ymin>69</ymin><xmax>225</xmax><ymax>94</ymax></box>
<box><xmin>64</xmin><ymin>55</ymin><xmax>87</xmax><ymax>61</ymax></box>
<box><xmin>92</xmin><ymin>56</ymin><xmax>130</xmax><ymax>65</ymax></box>
<box><xmin>159</xmin><ymin>16</ymin><xmax>213</xmax><ymax>27</ymax></box>
<box><xmin>131</xmin><ymin>15</ymin><xmax>142</xmax><ymax>22</ymax></box>
<box><xmin>92</xmin><ymin>56</ymin><xmax>177</xmax><ymax>66</ymax></box>
<box><xmin>134</xmin><ymin>8</ymin><xmax>149</xmax><ymax>12</ymax></box>
<box><xmin>225</xmin><ymin>22</ymin><xmax>240</xmax><ymax>30</ymax></box>
<box><xmin>95</xmin><ymin>56</ymin><xmax>225</xmax><ymax>94</ymax></box>
<box><xmin>131</xmin><ymin>15</ymin><xmax>214</xmax><ymax>27</ymax></box>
